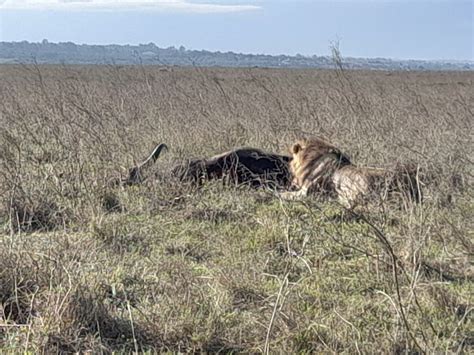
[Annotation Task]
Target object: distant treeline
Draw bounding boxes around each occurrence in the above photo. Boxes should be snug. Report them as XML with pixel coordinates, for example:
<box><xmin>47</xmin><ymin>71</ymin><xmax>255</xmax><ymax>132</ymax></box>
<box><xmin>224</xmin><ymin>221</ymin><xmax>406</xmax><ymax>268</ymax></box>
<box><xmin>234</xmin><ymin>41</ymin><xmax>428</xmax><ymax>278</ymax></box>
<box><xmin>0</xmin><ymin>40</ymin><xmax>472</xmax><ymax>70</ymax></box>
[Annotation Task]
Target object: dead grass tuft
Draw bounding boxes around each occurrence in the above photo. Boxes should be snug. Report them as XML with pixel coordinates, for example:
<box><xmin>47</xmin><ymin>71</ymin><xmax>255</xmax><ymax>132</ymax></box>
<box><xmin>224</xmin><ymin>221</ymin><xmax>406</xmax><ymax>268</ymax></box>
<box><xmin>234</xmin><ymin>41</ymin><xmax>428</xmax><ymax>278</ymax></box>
<box><xmin>8</xmin><ymin>193</ymin><xmax>67</xmax><ymax>233</ymax></box>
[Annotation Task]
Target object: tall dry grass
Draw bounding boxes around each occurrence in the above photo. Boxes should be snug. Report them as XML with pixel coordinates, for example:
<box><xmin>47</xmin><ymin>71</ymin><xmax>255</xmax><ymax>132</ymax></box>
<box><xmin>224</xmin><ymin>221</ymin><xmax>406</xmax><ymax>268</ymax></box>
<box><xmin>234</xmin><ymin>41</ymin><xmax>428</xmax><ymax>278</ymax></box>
<box><xmin>0</xmin><ymin>64</ymin><xmax>472</xmax><ymax>353</ymax></box>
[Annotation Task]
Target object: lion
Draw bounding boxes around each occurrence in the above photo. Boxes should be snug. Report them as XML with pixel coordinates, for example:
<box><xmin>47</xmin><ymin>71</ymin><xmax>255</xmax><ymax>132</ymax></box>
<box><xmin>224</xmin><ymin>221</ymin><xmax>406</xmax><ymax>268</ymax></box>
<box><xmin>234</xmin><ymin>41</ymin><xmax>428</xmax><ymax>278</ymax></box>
<box><xmin>282</xmin><ymin>137</ymin><xmax>422</xmax><ymax>208</ymax></box>
<box><xmin>120</xmin><ymin>143</ymin><xmax>292</xmax><ymax>189</ymax></box>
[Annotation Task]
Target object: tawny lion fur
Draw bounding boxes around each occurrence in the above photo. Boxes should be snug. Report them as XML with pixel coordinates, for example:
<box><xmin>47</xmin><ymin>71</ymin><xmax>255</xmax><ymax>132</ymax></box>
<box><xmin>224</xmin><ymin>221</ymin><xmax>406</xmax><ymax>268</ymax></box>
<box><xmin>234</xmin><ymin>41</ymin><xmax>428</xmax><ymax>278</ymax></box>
<box><xmin>283</xmin><ymin>137</ymin><xmax>422</xmax><ymax>208</ymax></box>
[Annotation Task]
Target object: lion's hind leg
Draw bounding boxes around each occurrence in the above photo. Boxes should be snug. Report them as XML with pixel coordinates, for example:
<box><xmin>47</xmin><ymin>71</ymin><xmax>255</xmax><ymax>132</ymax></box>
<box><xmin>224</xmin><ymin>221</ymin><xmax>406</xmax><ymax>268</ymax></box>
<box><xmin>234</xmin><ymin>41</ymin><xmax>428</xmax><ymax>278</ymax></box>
<box><xmin>333</xmin><ymin>167</ymin><xmax>370</xmax><ymax>209</ymax></box>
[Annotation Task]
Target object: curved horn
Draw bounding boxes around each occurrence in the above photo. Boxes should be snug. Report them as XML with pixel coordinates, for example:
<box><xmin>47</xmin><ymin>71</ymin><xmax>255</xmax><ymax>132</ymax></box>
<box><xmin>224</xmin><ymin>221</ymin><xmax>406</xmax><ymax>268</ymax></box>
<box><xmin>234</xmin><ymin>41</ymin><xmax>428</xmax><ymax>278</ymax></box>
<box><xmin>126</xmin><ymin>143</ymin><xmax>168</xmax><ymax>185</ymax></box>
<box><xmin>139</xmin><ymin>143</ymin><xmax>169</xmax><ymax>169</ymax></box>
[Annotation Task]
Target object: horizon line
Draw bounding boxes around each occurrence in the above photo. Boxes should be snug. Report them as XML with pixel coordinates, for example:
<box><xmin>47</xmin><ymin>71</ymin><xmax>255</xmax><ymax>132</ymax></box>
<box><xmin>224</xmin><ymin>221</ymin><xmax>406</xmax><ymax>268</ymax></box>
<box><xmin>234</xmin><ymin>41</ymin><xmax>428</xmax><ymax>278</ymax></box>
<box><xmin>2</xmin><ymin>39</ymin><xmax>473</xmax><ymax>63</ymax></box>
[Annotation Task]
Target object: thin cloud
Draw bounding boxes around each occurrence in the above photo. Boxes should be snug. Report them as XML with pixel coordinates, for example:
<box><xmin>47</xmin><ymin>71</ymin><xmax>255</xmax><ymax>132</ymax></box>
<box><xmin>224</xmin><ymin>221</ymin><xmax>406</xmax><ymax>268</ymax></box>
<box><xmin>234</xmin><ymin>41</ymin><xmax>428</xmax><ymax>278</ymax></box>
<box><xmin>0</xmin><ymin>0</ymin><xmax>261</xmax><ymax>13</ymax></box>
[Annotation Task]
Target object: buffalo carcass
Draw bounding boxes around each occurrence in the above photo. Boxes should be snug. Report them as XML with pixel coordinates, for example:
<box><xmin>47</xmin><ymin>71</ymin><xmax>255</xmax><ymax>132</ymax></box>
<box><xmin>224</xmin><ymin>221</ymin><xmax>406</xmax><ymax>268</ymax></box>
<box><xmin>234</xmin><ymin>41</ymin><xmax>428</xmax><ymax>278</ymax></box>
<box><xmin>122</xmin><ymin>143</ymin><xmax>292</xmax><ymax>189</ymax></box>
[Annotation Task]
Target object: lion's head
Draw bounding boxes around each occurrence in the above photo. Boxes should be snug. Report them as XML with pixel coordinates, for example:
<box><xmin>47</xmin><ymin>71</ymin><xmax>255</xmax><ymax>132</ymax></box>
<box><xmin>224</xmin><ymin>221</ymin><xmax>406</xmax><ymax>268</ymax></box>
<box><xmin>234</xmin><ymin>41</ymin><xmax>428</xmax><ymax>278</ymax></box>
<box><xmin>289</xmin><ymin>137</ymin><xmax>351</xmax><ymax>192</ymax></box>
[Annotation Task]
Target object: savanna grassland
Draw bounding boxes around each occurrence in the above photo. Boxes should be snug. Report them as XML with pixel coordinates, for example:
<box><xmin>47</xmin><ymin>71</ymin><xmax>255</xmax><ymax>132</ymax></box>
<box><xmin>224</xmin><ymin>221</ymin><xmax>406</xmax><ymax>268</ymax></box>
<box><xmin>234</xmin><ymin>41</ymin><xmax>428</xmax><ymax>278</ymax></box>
<box><xmin>0</xmin><ymin>64</ymin><xmax>472</xmax><ymax>353</ymax></box>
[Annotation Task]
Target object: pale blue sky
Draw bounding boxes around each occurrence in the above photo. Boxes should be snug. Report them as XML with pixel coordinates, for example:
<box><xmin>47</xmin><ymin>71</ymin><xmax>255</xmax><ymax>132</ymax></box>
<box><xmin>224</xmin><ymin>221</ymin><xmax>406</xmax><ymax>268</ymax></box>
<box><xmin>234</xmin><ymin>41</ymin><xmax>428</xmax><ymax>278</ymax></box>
<box><xmin>0</xmin><ymin>0</ymin><xmax>472</xmax><ymax>60</ymax></box>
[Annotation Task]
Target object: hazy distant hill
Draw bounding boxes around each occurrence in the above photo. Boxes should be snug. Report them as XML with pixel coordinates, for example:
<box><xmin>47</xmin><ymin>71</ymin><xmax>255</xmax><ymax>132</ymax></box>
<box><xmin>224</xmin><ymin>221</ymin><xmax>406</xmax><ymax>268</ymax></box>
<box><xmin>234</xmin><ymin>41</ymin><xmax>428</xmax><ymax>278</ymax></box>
<box><xmin>1</xmin><ymin>40</ymin><xmax>472</xmax><ymax>70</ymax></box>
